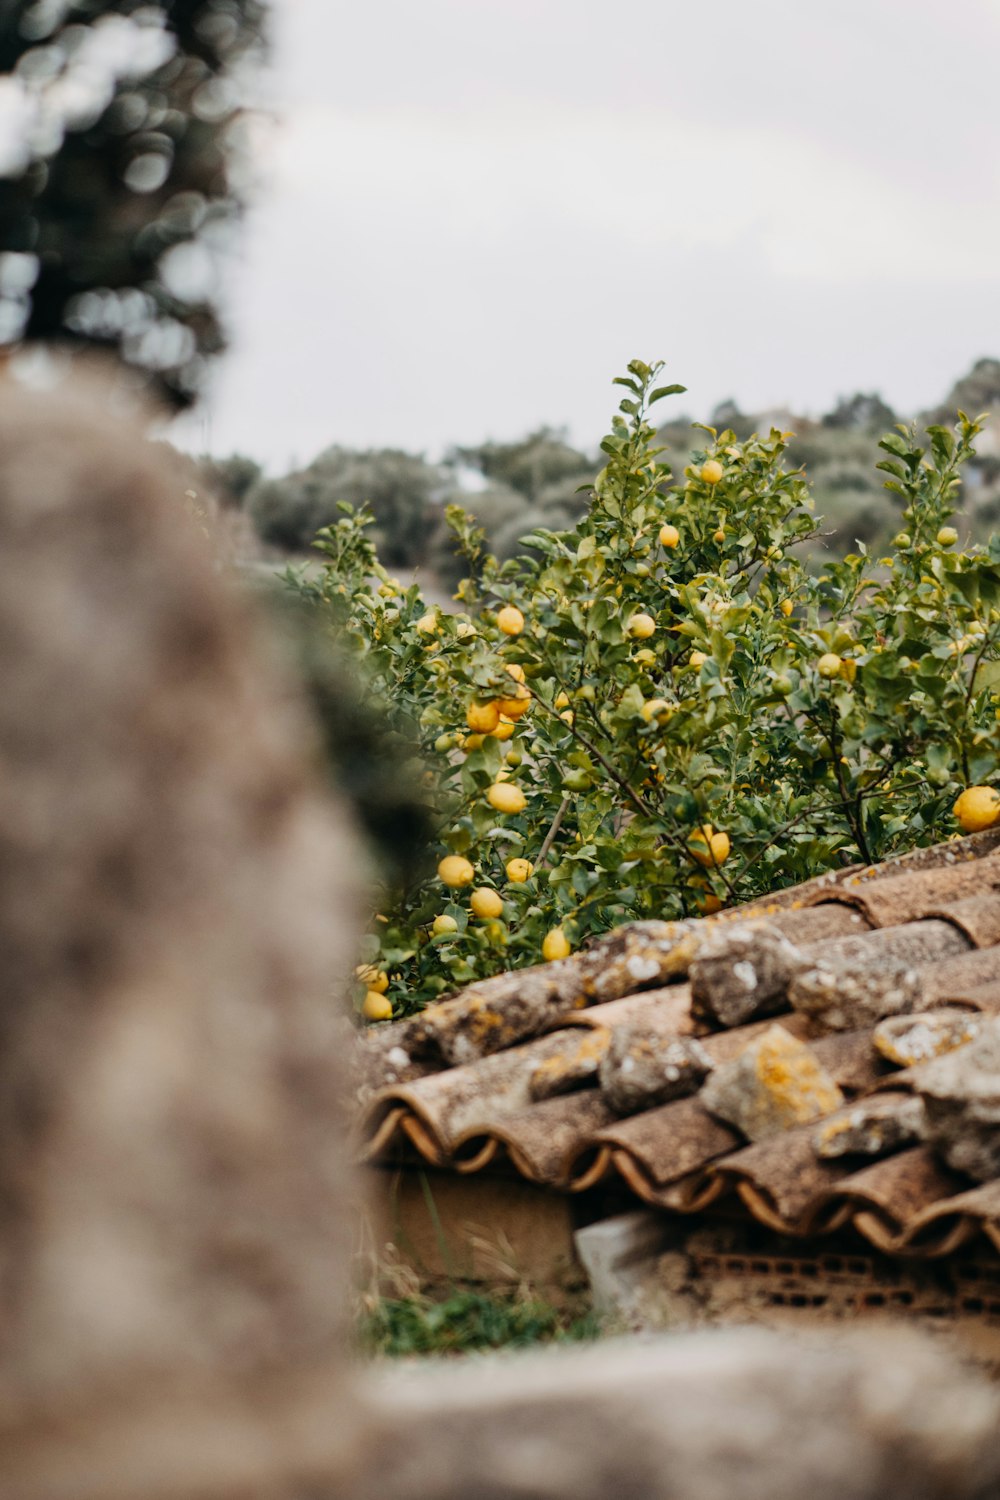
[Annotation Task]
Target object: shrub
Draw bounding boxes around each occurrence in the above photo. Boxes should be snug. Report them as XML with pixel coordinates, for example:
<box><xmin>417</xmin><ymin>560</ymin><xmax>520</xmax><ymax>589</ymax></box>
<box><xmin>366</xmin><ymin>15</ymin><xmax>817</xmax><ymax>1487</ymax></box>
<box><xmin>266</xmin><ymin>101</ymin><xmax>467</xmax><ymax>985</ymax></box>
<box><xmin>286</xmin><ymin>361</ymin><xmax>1000</xmax><ymax>1018</ymax></box>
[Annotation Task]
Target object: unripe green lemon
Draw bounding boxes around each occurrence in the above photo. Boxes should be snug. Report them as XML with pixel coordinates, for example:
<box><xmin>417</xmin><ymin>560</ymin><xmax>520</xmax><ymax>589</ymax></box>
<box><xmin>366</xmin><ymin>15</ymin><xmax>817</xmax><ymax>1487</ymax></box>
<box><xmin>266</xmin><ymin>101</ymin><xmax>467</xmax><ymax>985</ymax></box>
<box><xmin>936</xmin><ymin>526</ymin><xmax>958</xmax><ymax>547</ymax></box>
<box><xmin>432</xmin><ymin>913</ymin><xmax>459</xmax><ymax>935</ymax></box>
<box><xmin>817</xmin><ymin>652</ymin><xmax>842</xmax><ymax>679</ymax></box>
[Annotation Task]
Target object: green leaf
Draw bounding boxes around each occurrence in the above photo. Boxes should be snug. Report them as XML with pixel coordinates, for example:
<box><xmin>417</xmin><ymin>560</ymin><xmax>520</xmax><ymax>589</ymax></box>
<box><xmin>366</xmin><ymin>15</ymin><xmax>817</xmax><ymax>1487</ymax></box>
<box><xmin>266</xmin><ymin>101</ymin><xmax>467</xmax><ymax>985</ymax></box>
<box><xmin>974</xmin><ymin>659</ymin><xmax>1000</xmax><ymax>694</ymax></box>
<box><xmin>648</xmin><ymin>383</ymin><xmax>687</xmax><ymax>403</ymax></box>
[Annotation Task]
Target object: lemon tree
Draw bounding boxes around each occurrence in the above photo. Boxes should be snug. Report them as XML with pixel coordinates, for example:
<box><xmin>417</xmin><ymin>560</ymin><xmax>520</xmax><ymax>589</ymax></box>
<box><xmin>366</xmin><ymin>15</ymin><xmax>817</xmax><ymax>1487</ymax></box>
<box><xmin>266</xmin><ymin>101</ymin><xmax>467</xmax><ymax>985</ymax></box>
<box><xmin>287</xmin><ymin>360</ymin><xmax>1000</xmax><ymax>1018</ymax></box>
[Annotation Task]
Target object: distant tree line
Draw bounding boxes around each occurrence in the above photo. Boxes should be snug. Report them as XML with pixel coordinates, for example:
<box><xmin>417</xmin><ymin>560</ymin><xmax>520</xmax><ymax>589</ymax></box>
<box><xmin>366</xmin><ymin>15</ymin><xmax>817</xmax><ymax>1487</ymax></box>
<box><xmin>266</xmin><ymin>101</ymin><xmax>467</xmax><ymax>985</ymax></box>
<box><xmin>205</xmin><ymin>358</ymin><xmax>1000</xmax><ymax>574</ymax></box>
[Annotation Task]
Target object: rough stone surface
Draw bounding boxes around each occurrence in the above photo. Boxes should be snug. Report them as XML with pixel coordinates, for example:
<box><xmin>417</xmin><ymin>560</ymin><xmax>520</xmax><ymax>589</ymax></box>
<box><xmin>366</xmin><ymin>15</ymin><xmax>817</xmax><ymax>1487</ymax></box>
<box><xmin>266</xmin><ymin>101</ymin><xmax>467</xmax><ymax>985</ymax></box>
<box><xmin>789</xmin><ymin>953</ymin><xmax>926</xmax><ymax>1031</ymax></box>
<box><xmin>874</xmin><ymin>1010</ymin><xmax>982</xmax><ymax>1068</ymax></box>
<box><xmin>418</xmin><ymin>920</ymin><xmax>700</xmax><ymax>1065</ymax></box>
<box><xmin>530</xmin><ymin>1027</ymin><xmax>611</xmax><ymax>1100</ymax></box>
<box><xmin>690</xmin><ymin>922</ymin><xmax>806</xmax><ymax>1028</ymax></box>
<box><xmin>814</xmin><ymin>1096</ymin><xmax>927</xmax><ymax>1159</ymax></box>
<box><xmin>598</xmin><ymin>1028</ymin><xmax>713</xmax><ymax>1116</ymax></box>
<box><xmin>788</xmin><ymin>921</ymin><xmax>971</xmax><ymax>1033</ymax></box>
<box><xmin>0</xmin><ymin>374</ymin><xmax>366</xmax><ymax>1494</ymax></box>
<box><xmin>700</xmin><ymin>1025</ymin><xmax>844</xmax><ymax>1141</ymax></box>
<box><xmin>359</xmin><ymin>1327</ymin><xmax>1000</xmax><ymax>1500</ymax></box>
<box><xmin>915</xmin><ymin>1019</ymin><xmax>1000</xmax><ymax>1182</ymax></box>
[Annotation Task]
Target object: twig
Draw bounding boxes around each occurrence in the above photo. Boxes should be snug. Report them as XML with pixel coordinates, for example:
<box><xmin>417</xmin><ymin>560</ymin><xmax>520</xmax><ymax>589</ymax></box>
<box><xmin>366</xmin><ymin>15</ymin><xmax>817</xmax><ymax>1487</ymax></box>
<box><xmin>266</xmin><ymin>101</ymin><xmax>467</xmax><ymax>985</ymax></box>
<box><xmin>536</xmin><ymin>797</ymin><xmax>571</xmax><ymax>868</ymax></box>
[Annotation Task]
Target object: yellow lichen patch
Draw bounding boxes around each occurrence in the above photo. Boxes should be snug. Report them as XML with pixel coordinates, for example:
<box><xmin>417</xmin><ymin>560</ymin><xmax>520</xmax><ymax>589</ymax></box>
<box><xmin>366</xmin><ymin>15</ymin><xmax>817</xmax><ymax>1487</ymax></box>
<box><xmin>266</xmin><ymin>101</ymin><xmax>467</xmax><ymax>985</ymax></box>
<box><xmin>752</xmin><ymin>1029</ymin><xmax>844</xmax><ymax>1123</ymax></box>
<box><xmin>529</xmin><ymin>1028</ymin><xmax>610</xmax><ymax>1099</ymax></box>
<box><xmin>815</xmin><ymin>1117</ymin><xmax>848</xmax><ymax>1150</ymax></box>
<box><xmin>662</xmin><ymin>930</ymin><xmax>702</xmax><ymax>976</ymax></box>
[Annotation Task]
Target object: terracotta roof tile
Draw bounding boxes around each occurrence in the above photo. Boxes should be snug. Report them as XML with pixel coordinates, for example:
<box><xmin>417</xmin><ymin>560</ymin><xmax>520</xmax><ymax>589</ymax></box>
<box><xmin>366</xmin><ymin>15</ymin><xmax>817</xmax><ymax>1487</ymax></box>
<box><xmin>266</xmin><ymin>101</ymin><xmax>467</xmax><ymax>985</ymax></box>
<box><xmin>356</xmin><ymin>829</ymin><xmax>1000</xmax><ymax>1259</ymax></box>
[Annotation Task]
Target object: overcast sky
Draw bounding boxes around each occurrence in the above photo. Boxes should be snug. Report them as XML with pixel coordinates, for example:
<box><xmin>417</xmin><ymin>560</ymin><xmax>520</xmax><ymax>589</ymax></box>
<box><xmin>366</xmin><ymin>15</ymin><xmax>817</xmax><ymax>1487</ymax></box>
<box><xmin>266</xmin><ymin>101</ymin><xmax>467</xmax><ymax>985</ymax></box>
<box><xmin>173</xmin><ymin>0</ymin><xmax>1000</xmax><ymax>471</ymax></box>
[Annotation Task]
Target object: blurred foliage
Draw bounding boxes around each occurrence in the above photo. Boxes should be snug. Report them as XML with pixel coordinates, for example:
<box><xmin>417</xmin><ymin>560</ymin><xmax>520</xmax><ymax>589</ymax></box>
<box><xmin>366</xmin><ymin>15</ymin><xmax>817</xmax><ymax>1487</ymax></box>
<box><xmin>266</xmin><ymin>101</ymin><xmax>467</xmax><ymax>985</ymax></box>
<box><xmin>246</xmin><ymin>446</ymin><xmax>443</xmax><ymax>563</ymax></box>
<box><xmin>358</xmin><ymin>1288</ymin><xmax>600</xmax><ymax>1358</ymax></box>
<box><xmin>261</xmin><ymin>592</ymin><xmax>436</xmax><ymax>892</ymax></box>
<box><xmin>0</xmin><ymin>0</ymin><xmax>264</xmax><ymax>408</ymax></box>
<box><xmin>449</xmin><ymin>427</ymin><xmax>593</xmax><ymax>503</ymax></box>
<box><xmin>200</xmin><ymin>450</ymin><xmax>261</xmax><ymax>505</ymax></box>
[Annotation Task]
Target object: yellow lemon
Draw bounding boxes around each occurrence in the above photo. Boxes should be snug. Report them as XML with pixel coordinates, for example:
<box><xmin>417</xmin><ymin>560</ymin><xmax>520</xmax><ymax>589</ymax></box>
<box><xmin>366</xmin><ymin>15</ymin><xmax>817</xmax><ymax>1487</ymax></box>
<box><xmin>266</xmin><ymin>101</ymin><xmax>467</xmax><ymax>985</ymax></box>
<box><xmin>698</xmin><ymin>892</ymin><xmax>723</xmax><ymax>915</ymax></box>
<box><xmin>817</xmin><ymin>652</ymin><xmax>842</xmax><ymax>679</ymax></box>
<box><xmin>504</xmin><ymin>662</ymin><xmax>526</xmax><ymax>683</ymax></box>
<box><xmin>953</xmin><ymin>786</ymin><xmax>1000</xmax><ymax>833</ymax></box>
<box><xmin>497</xmin><ymin>604</ymin><xmax>525</xmax><ymax>635</ymax></box>
<box><xmin>633</xmin><ymin>647</ymin><xmax>656</xmax><ymax>666</ymax></box>
<box><xmin>497</xmin><ymin>686</ymin><xmax>531</xmax><ymax>719</ymax></box>
<box><xmin>505</xmin><ymin>857</ymin><xmax>534</xmax><ymax>883</ymax></box>
<box><xmin>356</xmin><ymin>964</ymin><xmax>388</xmax><ymax>993</ymax></box>
<box><xmin>554</xmin><ymin>690</ymin><xmax>570</xmax><ymax>709</ymax></box>
<box><xmin>780</xmin><ymin>599</ymin><xmax>794</xmax><ymax>617</ymax></box>
<box><xmin>462</xmin><ymin>733</ymin><xmax>486</xmax><ymax>752</ymax></box>
<box><xmin>659</xmin><ymin>523</ymin><xmax>680</xmax><ymax>548</ymax></box>
<box><xmin>689</xmin><ymin>825</ymin><xmax>731</xmax><ymax>867</ymax></box>
<box><xmin>559</xmin><ymin>708</ymin><xmax>575</xmax><ymax>726</ymax></box>
<box><xmin>362</xmin><ymin>990</ymin><xmax>393</xmax><ymax>1021</ymax></box>
<box><xmin>416</xmin><ymin>611</ymin><xmax>438</xmax><ymax>634</ymax></box>
<box><xmin>470</xmin><ymin>887</ymin><xmax>504</xmax><ymax>919</ymax></box>
<box><xmin>689</xmin><ymin>650</ymin><xmax>708</xmax><ymax>669</ymax></box>
<box><xmin>432</xmin><ymin>913</ymin><xmax>458</xmax><ymax>935</ymax></box>
<box><xmin>713</xmin><ymin>528</ymin><xmax>725</xmax><ymax>543</ymax></box>
<box><xmin>701</xmin><ymin>459</ymin><xmax>724</xmax><ymax>484</ymax></box>
<box><xmin>642</xmin><ymin>697</ymin><xmax>672</xmax><ymax>724</ymax></box>
<box><xmin>937</xmin><ymin>526</ymin><xmax>958</xmax><ymax>547</ymax></box>
<box><xmin>438</xmin><ymin>854</ymin><xmax>475</xmax><ymax>887</ymax></box>
<box><xmin>487</xmin><ymin>782</ymin><xmax>527</xmax><ymax>814</ymax></box>
<box><xmin>490</xmin><ymin>716</ymin><xmax>516</xmax><ymax>740</ymax></box>
<box><xmin>467</xmin><ymin>700</ymin><xmax>501</xmax><ymax>733</ymax></box>
<box><xmin>628</xmin><ymin>612</ymin><xmax>656</xmax><ymax>639</ymax></box>
<box><xmin>542</xmin><ymin>927</ymin><xmax>571</xmax><ymax>962</ymax></box>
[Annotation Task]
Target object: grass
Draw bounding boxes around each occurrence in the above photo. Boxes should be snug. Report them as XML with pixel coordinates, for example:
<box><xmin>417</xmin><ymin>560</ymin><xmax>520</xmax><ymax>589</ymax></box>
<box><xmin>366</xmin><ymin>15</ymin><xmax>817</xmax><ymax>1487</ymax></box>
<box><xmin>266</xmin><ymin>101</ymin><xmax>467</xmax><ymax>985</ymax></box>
<box><xmin>358</xmin><ymin>1287</ymin><xmax>602</xmax><ymax>1358</ymax></box>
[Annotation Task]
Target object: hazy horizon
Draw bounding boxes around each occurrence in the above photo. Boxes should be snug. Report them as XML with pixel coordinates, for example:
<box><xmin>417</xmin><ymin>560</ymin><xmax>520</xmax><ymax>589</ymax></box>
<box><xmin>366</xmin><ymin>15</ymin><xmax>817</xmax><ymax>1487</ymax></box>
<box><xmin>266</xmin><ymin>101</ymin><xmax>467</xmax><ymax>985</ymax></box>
<box><xmin>171</xmin><ymin>0</ymin><xmax>1000</xmax><ymax>472</ymax></box>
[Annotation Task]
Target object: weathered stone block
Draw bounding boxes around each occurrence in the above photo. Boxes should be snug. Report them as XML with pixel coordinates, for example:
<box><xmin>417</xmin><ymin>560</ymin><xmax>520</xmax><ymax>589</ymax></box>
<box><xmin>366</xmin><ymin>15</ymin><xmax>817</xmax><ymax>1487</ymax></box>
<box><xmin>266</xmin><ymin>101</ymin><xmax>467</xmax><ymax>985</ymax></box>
<box><xmin>598</xmin><ymin>1027</ymin><xmax>713</xmax><ymax>1115</ymax></box>
<box><xmin>874</xmin><ymin>1010</ymin><xmax>982</xmax><ymax>1068</ymax></box>
<box><xmin>915</xmin><ymin>1019</ymin><xmax>1000</xmax><ymax>1182</ymax></box>
<box><xmin>700</xmin><ymin>1025</ymin><xmax>844</xmax><ymax>1140</ymax></box>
